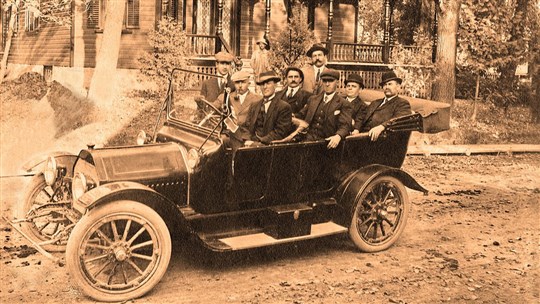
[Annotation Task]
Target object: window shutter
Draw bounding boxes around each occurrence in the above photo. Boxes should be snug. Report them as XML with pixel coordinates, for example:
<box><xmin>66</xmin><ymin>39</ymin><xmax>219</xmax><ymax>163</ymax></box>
<box><xmin>126</xmin><ymin>0</ymin><xmax>139</xmax><ymax>28</ymax></box>
<box><xmin>87</xmin><ymin>0</ymin><xmax>100</xmax><ymax>29</ymax></box>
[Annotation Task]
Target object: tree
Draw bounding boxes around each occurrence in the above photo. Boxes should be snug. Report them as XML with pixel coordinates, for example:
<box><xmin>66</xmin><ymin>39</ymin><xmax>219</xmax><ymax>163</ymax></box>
<box><xmin>86</xmin><ymin>0</ymin><xmax>127</xmax><ymax>107</ymax></box>
<box><xmin>431</xmin><ymin>0</ymin><xmax>461</xmax><ymax>105</ymax></box>
<box><xmin>267</xmin><ymin>3</ymin><xmax>317</xmax><ymax>75</ymax></box>
<box><xmin>0</xmin><ymin>0</ymin><xmax>71</xmax><ymax>84</ymax></box>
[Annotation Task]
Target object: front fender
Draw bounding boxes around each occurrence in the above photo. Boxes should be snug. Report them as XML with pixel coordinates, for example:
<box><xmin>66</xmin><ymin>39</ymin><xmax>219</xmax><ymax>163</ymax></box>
<box><xmin>22</xmin><ymin>151</ymin><xmax>78</xmax><ymax>175</ymax></box>
<box><xmin>75</xmin><ymin>181</ymin><xmax>189</xmax><ymax>234</ymax></box>
<box><xmin>334</xmin><ymin>164</ymin><xmax>428</xmax><ymax>226</ymax></box>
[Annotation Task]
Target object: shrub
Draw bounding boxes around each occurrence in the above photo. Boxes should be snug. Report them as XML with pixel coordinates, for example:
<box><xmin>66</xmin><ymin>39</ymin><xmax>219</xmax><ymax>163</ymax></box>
<box><xmin>138</xmin><ymin>18</ymin><xmax>196</xmax><ymax>93</ymax></box>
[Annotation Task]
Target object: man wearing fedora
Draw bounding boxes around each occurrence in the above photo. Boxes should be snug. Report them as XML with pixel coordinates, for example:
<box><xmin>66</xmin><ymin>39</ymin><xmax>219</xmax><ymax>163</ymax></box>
<box><xmin>274</xmin><ymin>66</ymin><xmax>313</xmax><ymax>117</ymax></box>
<box><xmin>241</xmin><ymin>71</ymin><xmax>292</xmax><ymax>146</ymax></box>
<box><xmin>301</xmin><ymin>44</ymin><xmax>329</xmax><ymax>95</ymax></box>
<box><xmin>297</xmin><ymin>69</ymin><xmax>352</xmax><ymax>149</ymax></box>
<box><xmin>212</xmin><ymin>70</ymin><xmax>261</xmax><ymax>126</ymax></box>
<box><xmin>352</xmin><ymin>70</ymin><xmax>412</xmax><ymax>141</ymax></box>
<box><xmin>343</xmin><ymin>73</ymin><xmax>369</xmax><ymax>131</ymax></box>
<box><xmin>200</xmin><ymin>51</ymin><xmax>236</xmax><ymax>104</ymax></box>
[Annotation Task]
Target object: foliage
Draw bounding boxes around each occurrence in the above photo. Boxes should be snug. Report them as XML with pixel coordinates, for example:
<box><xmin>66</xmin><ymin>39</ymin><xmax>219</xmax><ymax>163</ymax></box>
<box><xmin>457</xmin><ymin>0</ymin><xmax>537</xmax><ymax>112</ymax></box>
<box><xmin>356</xmin><ymin>0</ymin><xmax>384</xmax><ymax>44</ymax></box>
<box><xmin>266</xmin><ymin>4</ymin><xmax>317</xmax><ymax>76</ymax></box>
<box><xmin>138</xmin><ymin>17</ymin><xmax>195</xmax><ymax>93</ymax></box>
<box><xmin>393</xmin><ymin>0</ymin><xmax>435</xmax><ymax>45</ymax></box>
<box><xmin>390</xmin><ymin>31</ymin><xmax>433</xmax><ymax>98</ymax></box>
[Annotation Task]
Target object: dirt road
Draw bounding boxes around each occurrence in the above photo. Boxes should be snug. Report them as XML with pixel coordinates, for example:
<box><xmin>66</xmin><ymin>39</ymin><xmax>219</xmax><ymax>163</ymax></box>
<box><xmin>1</xmin><ymin>154</ymin><xmax>539</xmax><ymax>303</ymax></box>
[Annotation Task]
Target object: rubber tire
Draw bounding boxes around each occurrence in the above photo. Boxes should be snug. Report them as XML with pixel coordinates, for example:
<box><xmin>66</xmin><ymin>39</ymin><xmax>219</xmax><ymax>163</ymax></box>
<box><xmin>19</xmin><ymin>174</ymin><xmax>67</xmax><ymax>252</ymax></box>
<box><xmin>349</xmin><ymin>176</ymin><xmax>410</xmax><ymax>253</ymax></box>
<box><xmin>66</xmin><ymin>200</ymin><xmax>172</xmax><ymax>302</ymax></box>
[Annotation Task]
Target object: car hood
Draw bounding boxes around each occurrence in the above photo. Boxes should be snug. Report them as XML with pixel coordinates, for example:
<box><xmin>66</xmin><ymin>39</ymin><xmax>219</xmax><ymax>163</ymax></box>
<box><xmin>77</xmin><ymin>142</ymin><xmax>187</xmax><ymax>184</ymax></box>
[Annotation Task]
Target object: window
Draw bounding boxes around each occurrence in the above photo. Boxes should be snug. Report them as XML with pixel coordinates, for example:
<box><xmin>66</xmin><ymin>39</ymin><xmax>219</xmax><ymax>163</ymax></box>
<box><xmin>87</xmin><ymin>0</ymin><xmax>140</xmax><ymax>30</ymax></box>
<box><xmin>25</xmin><ymin>4</ymin><xmax>40</xmax><ymax>32</ymax></box>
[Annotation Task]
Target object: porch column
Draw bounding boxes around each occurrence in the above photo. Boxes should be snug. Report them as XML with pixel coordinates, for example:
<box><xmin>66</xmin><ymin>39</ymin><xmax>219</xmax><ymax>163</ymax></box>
<box><xmin>264</xmin><ymin>0</ymin><xmax>271</xmax><ymax>40</ymax></box>
<box><xmin>307</xmin><ymin>2</ymin><xmax>315</xmax><ymax>30</ymax></box>
<box><xmin>327</xmin><ymin>0</ymin><xmax>334</xmax><ymax>61</ymax></box>
<box><xmin>192</xmin><ymin>0</ymin><xmax>198</xmax><ymax>34</ymax></box>
<box><xmin>432</xmin><ymin>1</ymin><xmax>439</xmax><ymax>63</ymax></box>
<box><xmin>215</xmin><ymin>0</ymin><xmax>224</xmax><ymax>53</ymax></box>
<box><xmin>382</xmin><ymin>0</ymin><xmax>391</xmax><ymax>63</ymax></box>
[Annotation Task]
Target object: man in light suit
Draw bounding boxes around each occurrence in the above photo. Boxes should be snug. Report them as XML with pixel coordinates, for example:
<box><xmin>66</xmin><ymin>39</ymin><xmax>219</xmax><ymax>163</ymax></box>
<box><xmin>200</xmin><ymin>51</ymin><xmax>235</xmax><ymax>103</ymax></box>
<box><xmin>274</xmin><ymin>66</ymin><xmax>313</xmax><ymax>117</ymax></box>
<box><xmin>213</xmin><ymin>70</ymin><xmax>261</xmax><ymax>126</ymax></box>
<box><xmin>352</xmin><ymin>70</ymin><xmax>412</xmax><ymax>141</ymax></box>
<box><xmin>301</xmin><ymin>44</ymin><xmax>328</xmax><ymax>95</ymax></box>
<box><xmin>242</xmin><ymin>71</ymin><xmax>292</xmax><ymax>146</ymax></box>
<box><xmin>298</xmin><ymin>69</ymin><xmax>352</xmax><ymax>149</ymax></box>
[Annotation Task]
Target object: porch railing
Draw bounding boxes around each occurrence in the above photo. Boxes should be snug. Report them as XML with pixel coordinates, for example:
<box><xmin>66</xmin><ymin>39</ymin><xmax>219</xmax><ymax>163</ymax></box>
<box><xmin>186</xmin><ymin>34</ymin><xmax>216</xmax><ymax>57</ymax></box>
<box><xmin>328</xmin><ymin>42</ymin><xmax>432</xmax><ymax>65</ymax></box>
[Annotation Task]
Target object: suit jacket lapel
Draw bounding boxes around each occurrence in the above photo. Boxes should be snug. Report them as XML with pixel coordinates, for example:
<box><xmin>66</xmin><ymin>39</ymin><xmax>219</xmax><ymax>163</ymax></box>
<box><xmin>364</xmin><ymin>98</ymin><xmax>384</xmax><ymax>122</ymax></box>
<box><xmin>264</xmin><ymin>99</ymin><xmax>277</xmax><ymax>130</ymax></box>
<box><xmin>306</xmin><ymin>94</ymin><xmax>323</xmax><ymax>123</ymax></box>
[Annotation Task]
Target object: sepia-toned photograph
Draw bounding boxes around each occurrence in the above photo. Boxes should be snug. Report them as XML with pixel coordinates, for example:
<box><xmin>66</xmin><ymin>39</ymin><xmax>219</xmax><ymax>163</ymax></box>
<box><xmin>1</xmin><ymin>0</ymin><xmax>539</xmax><ymax>303</ymax></box>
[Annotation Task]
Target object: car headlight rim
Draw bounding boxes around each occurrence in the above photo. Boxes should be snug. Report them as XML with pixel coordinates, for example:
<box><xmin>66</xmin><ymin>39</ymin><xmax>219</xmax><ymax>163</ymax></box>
<box><xmin>187</xmin><ymin>148</ymin><xmax>200</xmax><ymax>169</ymax></box>
<box><xmin>43</xmin><ymin>156</ymin><xmax>57</xmax><ymax>186</ymax></box>
<box><xmin>72</xmin><ymin>172</ymin><xmax>88</xmax><ymax>202</ymax></box>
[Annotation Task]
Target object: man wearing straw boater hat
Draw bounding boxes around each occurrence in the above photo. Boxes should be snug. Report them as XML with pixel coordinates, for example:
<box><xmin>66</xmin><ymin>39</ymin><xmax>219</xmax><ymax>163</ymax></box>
<box><xmin>353</xmin><ymin>70</ymin><xmax>411</xmax><ymax>141</ymax></box>
<box><xmin>301</xmin><ymin>44</ymin><xmax>329</xmax><ymax>95</ymax></box>
<box><xmin>297</xmin><ymin>69</ymin><xmax>352</xmax><ymax>149</ymax></box>
<box><xmin>239</xmin><ymin>71</ymin><xmax>292</xmax><ymax>146</ymax></box>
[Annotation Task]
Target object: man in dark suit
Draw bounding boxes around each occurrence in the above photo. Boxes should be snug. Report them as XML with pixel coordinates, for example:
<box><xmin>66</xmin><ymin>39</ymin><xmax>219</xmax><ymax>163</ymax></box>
<box><xmin>343</xmin><ymin>73</ymin><xmax>368</xmax><ymax>131</ymax></box>
<box><xmin>200</xmin><ymin>51</ymin><xmax>235</xmax><ymax>103</ymax></box>
<box><xmin>213</xmin><ymin>70</ymin><xmax>261</xmax><ymax>126</ymax></box>
<box><xmin>352</xmin><ymin>70</ymin><xmax>412</xmax><ymax>141</ymax></box>
<box><xmin>274</xmin><ymin>66</ymin><xmax>312</xmax><ymax>116</ymax></box>
<box><xmin>298</xmin><ymin>69</ymin><xmax>352</xmax><ymax>149</ymax></box>
<box><xmin>301</xmin><ymin>45</ymin><xmax>328</xmax><ymax>95</ymax></box>
<box><xmin>241</xmin><ymin>71</ymin><xmax>292</xmax><ymax>146</ymax></box>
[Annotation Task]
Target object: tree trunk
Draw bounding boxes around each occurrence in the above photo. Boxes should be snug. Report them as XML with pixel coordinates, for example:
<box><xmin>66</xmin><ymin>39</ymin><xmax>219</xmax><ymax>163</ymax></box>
<box><xmin>431</xmin><ymin>0</ymin><xmax>461</xmax><ymax>106</ymax></box>
<box><xmin>0</xmin><ymin>1</ymin><xmax>20</xmax><ymax>85</ymax></box>
<box><xmin>86</xmin><ymin>0</ymin><xmax>127</xmax><ymax>107</ymax></box>
<box><xmin>471</xmin><ymin>73</ymin><xmax>480</xmax><ymax>121</ymax></box>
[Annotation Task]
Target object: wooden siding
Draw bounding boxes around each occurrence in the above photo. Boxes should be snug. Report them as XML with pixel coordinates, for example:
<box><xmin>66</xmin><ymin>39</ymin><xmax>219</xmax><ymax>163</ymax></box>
<box><xmin>8</xmin><ymin>3</ymin><xmax>71</xmax><ymax>67</ymax></box>
<box><xmin>82</xmin><ymin>0</ymin><xmax>155</xmax><ymax>68</ymax></box>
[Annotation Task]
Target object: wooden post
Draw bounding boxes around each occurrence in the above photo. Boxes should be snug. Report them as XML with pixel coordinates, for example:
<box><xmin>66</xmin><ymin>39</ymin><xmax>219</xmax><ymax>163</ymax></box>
<box><xmin>327</xmin><ymin>0</ymin><xmax>334</xmax><ymax>61</ymax></box>
<box><xmin>382</xmin><ymin>0</ymin><xmax>390</xmax><ymax>63</ymax></box>
<box><xmin>432</xmin><ymin>1</ymin><xmax>439</xmax><ymax>63</ymax></box>
<box><xmin>192</xmin><ymin>0</ymin><xmax>198</xmax><ymax>34</ymax></box>
<box><xmin>264</xmin><ymin>0</ymin><xmax>271</xmax><ymax>40</ymax></box>
<box><xmin>307</xmin><ymin>2</ymin><xmax>315</xmax><ymax>30</ymax></box>
<box><xmin>215</xmin><ymin>0</ymin><xmax>224</xmax><ymax>53</ymax></box>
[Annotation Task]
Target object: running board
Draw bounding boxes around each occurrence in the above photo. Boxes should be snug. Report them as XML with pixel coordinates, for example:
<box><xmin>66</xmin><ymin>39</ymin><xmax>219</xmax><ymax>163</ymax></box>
<box><xmin>218</xmin><ymin>222</ymin><xmax>348</xmax><ymax>251</ymax></box>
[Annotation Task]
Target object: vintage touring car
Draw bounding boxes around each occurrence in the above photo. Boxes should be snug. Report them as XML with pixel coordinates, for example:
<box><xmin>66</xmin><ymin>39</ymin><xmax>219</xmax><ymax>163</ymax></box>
<box><xmin>14</xmin><ymin>69</ymin><xmax>450</xmax><ymax>302</ymax></box>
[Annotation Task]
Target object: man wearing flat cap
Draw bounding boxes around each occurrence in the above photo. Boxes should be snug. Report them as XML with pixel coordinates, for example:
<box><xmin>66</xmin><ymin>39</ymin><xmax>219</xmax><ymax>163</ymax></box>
<box><xmin>352</xmin><ymin>70</ymin><xmax>411</xmax><ymax>141</ymax></box>
<box><xmin>343</xmin><ymin>74</ymin><xmax>369</xmax><ymax>131</ymax></box>
<box><xmin>301</xmin><ymin>44</ymin><xmax>329</xmax><ymax>95</ymax></box>
<box><xmin>297</xmin><ymin>69</ymin><xmax>352</xmax><ymax>149</ymax></box>
<box><xmin>213</xmin><ymin>70</ymin><xmax>261</xmax><ymax>126</ymax></box>
<box><xmin>200</xmin><ymin>51</ymin><xmax>236</xmax><ymax>104</ymax></box>
<box><xmin>274</xmin><ymin>66</ymin><xmax>313</xmax><ymax>117</ymax></box>
<box><xmin>240</xmin><ymin>71</ymin><xmax>292</xmax><ymax>146</ymax></box>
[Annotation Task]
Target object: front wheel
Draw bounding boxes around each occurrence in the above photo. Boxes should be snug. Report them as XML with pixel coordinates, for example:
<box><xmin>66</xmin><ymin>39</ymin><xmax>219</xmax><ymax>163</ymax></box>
<box><xmin>66</xmin><ymin>200</ymin><xmax>171</xmax><ymax>302</ymax></box>
<box><xmin>349</xmin><ymin>176</ymin><xmax>409</xmax><ymax>252</ymax></box>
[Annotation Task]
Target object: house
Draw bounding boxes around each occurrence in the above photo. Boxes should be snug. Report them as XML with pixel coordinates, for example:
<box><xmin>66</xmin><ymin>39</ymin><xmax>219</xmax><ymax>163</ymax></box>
<box><xmin>1</xmin><ymin>0</ymin><xmax>437</xmax><ymax>96</ymax></box>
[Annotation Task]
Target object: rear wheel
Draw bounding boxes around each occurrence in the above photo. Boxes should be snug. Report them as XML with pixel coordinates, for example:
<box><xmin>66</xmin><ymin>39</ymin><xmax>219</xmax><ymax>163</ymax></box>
<box><xmin>349</xmin><ymin>176</ymin><xmax>409</xmax><ymax>252</ymax></box>
<box><xmin>66</xmin><ymin>200</ymin><xmax>171</xmax><ymax>302</ymax></box>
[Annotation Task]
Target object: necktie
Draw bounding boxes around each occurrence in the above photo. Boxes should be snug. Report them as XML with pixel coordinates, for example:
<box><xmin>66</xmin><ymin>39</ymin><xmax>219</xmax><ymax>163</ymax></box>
<box><xmin>219</xmin><ymin>78</ymin><xmax>224</xmax><ymax>91</ymax></box>
<box><xmin>316</xmin><ymin>69</ymin><xmax>321</xmax><ymax>83</ymax></box>
<box><xmin>324</xmin><ymin>95</ymin><xmax>329</xmax><ymax>103</ymax></box>
<box><xmin>288</xmin><ymin>88</ymin><xmax>294</xmax><ymax>99</ymax></box>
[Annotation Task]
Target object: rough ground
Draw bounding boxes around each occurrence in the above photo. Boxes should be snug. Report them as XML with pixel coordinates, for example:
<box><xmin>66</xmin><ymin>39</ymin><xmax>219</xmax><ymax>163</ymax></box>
<box><xmin>1</xmin><ymin>154</ymin><xmax>538</xmax><ymax>304</ymax></box>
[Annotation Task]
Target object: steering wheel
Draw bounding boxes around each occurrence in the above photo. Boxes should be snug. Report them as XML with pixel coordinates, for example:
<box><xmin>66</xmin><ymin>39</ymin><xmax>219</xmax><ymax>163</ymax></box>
<box><xmin>196</xmin><ymin>98</ymin><xmax>225</xmax><ymax>128</ymax></box>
